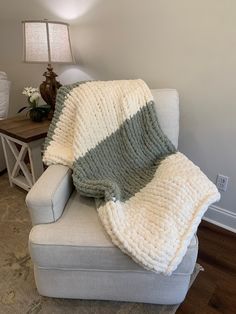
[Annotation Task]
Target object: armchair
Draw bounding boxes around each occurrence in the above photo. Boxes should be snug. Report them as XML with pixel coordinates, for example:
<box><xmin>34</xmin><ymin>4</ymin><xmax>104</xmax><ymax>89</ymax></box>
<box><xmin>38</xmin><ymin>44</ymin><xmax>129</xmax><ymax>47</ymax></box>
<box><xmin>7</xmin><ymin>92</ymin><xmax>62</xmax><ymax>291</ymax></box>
<box><xmin>0</xmin><ymin>71</ymin><xmax>10</xmax><ymax>172</ymax></box>
<box><xmin>26</xmin><ymin>89</ymin><xmax>198</xmax><ymax>304</ymax></box>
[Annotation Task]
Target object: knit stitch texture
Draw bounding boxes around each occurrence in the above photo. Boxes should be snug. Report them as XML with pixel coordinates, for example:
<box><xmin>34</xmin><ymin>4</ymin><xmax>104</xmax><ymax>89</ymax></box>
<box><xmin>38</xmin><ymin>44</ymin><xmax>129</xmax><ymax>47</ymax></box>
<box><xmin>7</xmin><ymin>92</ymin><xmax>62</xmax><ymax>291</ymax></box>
<box><xmin>43</xmin><ymin>79</ymin><xmax>220</xmax><ymax>275</ymax></box>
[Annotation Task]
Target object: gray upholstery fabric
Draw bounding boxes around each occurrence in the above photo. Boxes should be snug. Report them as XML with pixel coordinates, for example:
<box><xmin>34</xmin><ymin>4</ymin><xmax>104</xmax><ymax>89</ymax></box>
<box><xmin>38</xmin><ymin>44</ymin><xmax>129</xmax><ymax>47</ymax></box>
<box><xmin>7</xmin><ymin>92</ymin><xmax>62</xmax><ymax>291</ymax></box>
<box><xmin>151</xmin><ymin>89</ymin><xmax>179</xmax><ymax>148</ymax></box>
<box><xmin>30</xmin><ymin>191</ymin><xmax>197</xmax><ymax>304</ymax></box>
<box><xmin>30</xmin><ymin>192</ymin><xmax>198</xmax><ymax>274</ymax></box>
<box><xmin>34</xmin><ymin>266</ymin><xmax>192</xmax><ymax>304</ymax></box>
<box><xmin>26</xmin><ymin>165</ymin><xmax>73</xmax><ymax>225</ymax></box>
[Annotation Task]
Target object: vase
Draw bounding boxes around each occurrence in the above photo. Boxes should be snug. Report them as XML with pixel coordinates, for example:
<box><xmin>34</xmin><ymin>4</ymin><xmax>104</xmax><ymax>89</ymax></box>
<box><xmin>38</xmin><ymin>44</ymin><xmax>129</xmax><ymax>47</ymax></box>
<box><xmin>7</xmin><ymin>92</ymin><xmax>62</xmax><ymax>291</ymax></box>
<box><xmin>29</xmin><ymin>109</ymin><xmax>44</xmax><ymax>122</ymax></box>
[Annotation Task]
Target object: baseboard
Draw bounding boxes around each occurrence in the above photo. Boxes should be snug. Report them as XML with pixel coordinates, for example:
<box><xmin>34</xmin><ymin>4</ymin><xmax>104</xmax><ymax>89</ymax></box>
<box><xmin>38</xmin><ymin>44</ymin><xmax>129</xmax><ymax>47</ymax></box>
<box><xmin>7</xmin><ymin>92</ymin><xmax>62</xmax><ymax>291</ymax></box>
<box><xmin>203</xmin><ymin>205</ymin><xmax>236</xmax><ymax>233</ymax></box>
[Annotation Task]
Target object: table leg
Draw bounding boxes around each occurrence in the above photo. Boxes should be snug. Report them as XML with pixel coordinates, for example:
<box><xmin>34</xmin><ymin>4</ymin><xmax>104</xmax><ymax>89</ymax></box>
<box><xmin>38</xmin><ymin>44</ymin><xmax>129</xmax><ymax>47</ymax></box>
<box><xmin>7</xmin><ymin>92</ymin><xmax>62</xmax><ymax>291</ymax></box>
<box><xmin>0</xmin><ymin>135</ymin><xmax>44</xmax><ymax>191</ymax></box>
<box><xmin>1</xmin><ymin>136</ymin><xmax>15</xmax><ymax>187</ymax></box>
<box><xmin>1</xmin><ymin>135</ymin><xmax>34</xmax><ymax>190</ymax></box>
<box><xmin>28</xmin><ymin>139</ymin><xmax>44</xmax><ymax>183</ymax></box>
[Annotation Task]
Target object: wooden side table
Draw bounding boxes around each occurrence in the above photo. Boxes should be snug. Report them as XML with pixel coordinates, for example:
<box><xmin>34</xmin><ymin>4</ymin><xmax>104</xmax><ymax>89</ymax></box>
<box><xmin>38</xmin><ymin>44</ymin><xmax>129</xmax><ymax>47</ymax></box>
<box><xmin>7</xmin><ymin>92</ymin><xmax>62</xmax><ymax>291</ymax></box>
<box><xmin>0</xmin><ymin>116</ymin><xmax>50</xmax><ymax>191</ymax></box>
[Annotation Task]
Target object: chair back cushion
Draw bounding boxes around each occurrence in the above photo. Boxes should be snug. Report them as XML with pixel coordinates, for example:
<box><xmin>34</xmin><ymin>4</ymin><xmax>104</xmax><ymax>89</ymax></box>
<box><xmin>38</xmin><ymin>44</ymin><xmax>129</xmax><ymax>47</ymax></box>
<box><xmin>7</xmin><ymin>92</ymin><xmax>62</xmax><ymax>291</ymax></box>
<box><xmin>151</xmin><ymin>89</ymin><xmax>179</xmax><ymax>148</ymax></box>
<box><xmin>0</xmin><ymin>71</ymin><xmax>10</xmax><ymax>120</ymax></box>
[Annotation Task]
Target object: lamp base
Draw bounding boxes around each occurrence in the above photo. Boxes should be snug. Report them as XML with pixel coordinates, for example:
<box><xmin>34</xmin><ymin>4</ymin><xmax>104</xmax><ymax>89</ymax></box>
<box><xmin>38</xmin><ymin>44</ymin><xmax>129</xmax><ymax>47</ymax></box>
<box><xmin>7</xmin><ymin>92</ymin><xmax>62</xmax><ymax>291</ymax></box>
<box><xmin>39</xmin><ymin>64</ymin><xmax>61</xmax><ymax>113</ymax></box>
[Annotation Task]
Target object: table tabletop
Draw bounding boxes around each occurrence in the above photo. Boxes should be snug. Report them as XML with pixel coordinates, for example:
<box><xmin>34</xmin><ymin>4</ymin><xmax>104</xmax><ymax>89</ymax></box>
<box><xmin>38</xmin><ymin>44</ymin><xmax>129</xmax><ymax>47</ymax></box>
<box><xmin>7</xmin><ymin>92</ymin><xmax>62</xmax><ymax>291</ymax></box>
<box><xmin>0</xmin><ymin>115</ymin><xmax>50</xmax><ymax>143</ymax></box>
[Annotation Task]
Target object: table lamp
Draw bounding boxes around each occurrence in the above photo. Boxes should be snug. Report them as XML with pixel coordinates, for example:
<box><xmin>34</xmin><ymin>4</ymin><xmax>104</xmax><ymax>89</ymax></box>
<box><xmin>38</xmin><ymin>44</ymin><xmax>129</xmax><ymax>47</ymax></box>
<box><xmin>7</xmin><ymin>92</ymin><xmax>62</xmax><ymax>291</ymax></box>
<box><xmin>22</xmin><ymin>20</ymin><xmax>74</xmax><ymax>112</ymax></box>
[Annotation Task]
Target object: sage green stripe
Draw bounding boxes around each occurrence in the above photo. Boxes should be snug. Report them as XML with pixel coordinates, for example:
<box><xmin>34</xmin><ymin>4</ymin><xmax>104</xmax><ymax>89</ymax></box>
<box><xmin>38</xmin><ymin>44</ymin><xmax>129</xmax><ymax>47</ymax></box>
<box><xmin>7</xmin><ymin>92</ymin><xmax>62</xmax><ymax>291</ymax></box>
<box><xmin>72</xmin><ymin>101</ymin><xmax>176</xmax><ymax>202</ymax></box>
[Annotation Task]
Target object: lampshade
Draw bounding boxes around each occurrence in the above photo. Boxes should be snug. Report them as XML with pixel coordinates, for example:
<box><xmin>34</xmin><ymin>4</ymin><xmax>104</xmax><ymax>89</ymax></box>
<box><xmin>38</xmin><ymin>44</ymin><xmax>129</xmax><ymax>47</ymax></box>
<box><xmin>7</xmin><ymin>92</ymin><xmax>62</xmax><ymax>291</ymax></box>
<box><xmin>22</xmin><ymin>20</ymin><xmax>74</xmax><ymax>64</ymax></box>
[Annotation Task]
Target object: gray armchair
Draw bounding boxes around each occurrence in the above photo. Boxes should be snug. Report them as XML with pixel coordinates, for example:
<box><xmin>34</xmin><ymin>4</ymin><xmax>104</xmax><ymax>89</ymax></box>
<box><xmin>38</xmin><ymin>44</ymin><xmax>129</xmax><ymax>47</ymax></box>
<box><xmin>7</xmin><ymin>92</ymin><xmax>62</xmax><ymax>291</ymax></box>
<box><xmin>26</xmin><ymin>89</ymin><xmax>198</xmax><ymax>304</ymax></box>
<box><xmin>0</xmin><ymin>71</ymin><xmax>10</xmax><ymax>172</ymax></box>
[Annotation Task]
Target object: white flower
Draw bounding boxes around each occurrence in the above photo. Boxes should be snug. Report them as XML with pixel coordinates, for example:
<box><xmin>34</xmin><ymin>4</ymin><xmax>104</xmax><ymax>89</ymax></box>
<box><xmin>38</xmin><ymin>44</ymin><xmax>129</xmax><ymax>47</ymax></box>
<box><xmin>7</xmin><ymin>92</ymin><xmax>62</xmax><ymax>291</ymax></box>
<box><xmin>30</xmin><ymin>91</ymin><xmax>40</xmax><ymax>103</ymax></box>
<box><xmin>22</xmin><ymin>87</ymin><xmax>39</xmax><ymax>97</ymax></box>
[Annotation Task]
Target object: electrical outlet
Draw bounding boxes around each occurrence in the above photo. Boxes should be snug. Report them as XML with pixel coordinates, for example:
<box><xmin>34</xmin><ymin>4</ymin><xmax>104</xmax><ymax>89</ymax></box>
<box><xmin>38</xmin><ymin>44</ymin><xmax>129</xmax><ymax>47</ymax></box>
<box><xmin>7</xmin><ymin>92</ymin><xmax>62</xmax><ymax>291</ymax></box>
<box><xmin>216</xmin><ymin>174</ymin><xmax>229</xmax><ymax>192</ymax></box>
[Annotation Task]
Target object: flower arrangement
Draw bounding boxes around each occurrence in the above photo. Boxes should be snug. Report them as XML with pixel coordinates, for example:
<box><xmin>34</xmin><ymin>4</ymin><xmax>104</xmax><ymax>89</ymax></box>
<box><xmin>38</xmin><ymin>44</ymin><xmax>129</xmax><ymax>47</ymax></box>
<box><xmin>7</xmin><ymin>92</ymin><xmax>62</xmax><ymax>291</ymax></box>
<box><xmin>22</xmin><ymin>87</ymin><xmax>41</xmax><ymax>105</ymax></box>
<box><xmin>18</xmin><ymin>87</ymin><xmax>51</xmax><ymax>122</ymax></box>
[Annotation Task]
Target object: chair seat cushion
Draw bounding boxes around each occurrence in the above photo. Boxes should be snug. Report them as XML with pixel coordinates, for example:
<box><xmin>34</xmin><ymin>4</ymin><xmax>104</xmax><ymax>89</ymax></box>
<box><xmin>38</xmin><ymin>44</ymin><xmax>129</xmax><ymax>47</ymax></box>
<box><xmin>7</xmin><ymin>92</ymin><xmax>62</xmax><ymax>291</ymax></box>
<box><xmin>29</xmin><ymin>191</ymin><xmax>198</xmax><ymax>274</ymax></box>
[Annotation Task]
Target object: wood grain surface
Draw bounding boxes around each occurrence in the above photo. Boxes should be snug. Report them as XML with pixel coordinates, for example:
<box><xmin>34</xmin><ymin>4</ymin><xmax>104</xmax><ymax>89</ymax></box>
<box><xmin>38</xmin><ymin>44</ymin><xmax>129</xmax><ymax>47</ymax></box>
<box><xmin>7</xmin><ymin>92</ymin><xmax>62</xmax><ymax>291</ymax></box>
<box><xmin>0</xmin><ymin>115</ymin><xmax>50</xmax><ymax>142</ymax></box>
<box><xmin>178</xmin><ymin>221</ymin><xmax>236</xmax><ymax>314</ymax></box>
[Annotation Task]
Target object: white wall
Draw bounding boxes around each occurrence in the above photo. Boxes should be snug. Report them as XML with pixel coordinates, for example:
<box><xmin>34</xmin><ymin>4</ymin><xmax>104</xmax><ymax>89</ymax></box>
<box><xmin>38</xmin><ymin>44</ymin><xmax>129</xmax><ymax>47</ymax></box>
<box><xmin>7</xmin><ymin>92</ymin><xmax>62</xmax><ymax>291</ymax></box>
<box><xmin>0</xmin><ymin>0</ymin><xmax>235</xmax><ymax>230</ymax></box>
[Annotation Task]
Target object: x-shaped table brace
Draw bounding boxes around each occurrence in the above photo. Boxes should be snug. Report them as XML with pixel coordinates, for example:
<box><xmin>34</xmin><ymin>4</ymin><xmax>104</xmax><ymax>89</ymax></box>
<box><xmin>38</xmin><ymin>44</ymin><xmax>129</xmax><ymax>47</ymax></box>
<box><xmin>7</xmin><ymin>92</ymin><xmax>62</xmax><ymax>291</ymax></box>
<box><xmin>1</xmin><ymin>134</ymin><xmax>44</xmax><ymax>191</ymax></box>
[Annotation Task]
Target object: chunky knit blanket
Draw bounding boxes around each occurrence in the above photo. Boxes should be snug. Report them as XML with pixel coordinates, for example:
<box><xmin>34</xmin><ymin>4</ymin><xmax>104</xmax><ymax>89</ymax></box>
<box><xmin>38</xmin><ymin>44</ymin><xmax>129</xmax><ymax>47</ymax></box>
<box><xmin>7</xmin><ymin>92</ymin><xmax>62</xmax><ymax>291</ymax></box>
<box><xmin>43</xmin><ymin>79</ymin><xmax>220</xmax><ymax>275</ymax></box>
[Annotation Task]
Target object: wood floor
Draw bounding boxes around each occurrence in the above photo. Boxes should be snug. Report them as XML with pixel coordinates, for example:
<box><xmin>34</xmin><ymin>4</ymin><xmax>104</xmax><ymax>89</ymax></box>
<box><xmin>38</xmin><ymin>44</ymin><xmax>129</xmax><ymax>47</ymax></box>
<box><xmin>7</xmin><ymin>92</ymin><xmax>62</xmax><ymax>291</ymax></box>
<box><xmin>178</xmin><ymin>221</ymin><xmax>236</xmax><ymax>314</ymax></box>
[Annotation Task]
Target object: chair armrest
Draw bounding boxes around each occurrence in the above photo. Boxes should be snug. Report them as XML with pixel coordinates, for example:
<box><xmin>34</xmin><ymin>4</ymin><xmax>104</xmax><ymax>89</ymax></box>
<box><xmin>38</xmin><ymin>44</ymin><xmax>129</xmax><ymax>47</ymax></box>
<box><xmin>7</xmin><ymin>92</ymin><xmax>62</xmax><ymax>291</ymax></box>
<box><xmin>26</xmin><ymin>165</ymin><xmax>73</xmax><ymax>225</ymax></box>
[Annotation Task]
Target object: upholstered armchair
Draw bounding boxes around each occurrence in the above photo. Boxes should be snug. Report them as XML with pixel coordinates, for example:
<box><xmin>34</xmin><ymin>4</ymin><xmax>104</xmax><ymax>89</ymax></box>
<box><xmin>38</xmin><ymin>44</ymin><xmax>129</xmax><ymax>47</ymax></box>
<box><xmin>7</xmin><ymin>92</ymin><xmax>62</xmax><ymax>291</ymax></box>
<box><xmin>0</xmin><ymin>71</ymin><xmax>10</xmax><ymax>172</ymax></box>
<box><xmin>26</xmin><ymin>89</ymin><xmax>198</xmax><ymax>304</ymax></box>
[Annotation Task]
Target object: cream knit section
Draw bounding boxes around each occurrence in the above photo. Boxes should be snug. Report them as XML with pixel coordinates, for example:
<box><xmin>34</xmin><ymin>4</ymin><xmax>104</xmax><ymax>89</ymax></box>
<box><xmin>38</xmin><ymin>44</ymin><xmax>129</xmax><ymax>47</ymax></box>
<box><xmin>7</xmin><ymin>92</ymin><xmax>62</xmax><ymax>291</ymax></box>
<box><xmin>43</xmin><ymin>79</ymin><xmax>153</xmax><ymax>165</ymax></box>
<box><xmin>97</xmin><ymin>152</ymin><xmax>220</xmax><ymax>275</ymax></box>
<box><xmin>43</xmin><ymin>89</ymin><xmax>77</xmax><ymax>167</ymax></box>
